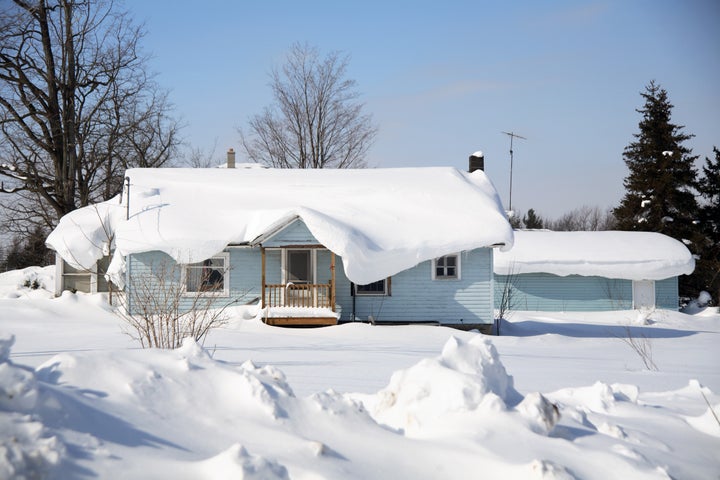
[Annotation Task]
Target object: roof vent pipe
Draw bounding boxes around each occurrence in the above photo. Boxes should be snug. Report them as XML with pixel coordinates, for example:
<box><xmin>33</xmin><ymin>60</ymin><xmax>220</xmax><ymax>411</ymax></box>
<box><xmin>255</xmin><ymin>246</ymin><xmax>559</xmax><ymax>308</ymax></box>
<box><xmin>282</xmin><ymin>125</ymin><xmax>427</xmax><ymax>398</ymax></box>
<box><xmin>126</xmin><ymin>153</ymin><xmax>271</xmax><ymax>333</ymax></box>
<box><xmin>227</xmin><ymin>148</ymin><xmax>236</xmax><ymax>169</ymax></box>
<box><xmin>469</xmin><ymin>151</ymin><xmax>484</xmax><ymax>173</ymax></box>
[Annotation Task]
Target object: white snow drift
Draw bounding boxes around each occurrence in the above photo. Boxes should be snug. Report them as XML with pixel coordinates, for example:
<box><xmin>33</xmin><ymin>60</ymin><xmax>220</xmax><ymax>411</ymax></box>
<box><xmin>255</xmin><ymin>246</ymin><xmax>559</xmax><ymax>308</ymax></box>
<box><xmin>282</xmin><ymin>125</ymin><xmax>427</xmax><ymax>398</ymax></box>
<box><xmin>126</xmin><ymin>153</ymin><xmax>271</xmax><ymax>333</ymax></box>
<box><xmin>1</xmin><ymin>269</ymin><xmax>718</xmax><ymax>479</ymax></box>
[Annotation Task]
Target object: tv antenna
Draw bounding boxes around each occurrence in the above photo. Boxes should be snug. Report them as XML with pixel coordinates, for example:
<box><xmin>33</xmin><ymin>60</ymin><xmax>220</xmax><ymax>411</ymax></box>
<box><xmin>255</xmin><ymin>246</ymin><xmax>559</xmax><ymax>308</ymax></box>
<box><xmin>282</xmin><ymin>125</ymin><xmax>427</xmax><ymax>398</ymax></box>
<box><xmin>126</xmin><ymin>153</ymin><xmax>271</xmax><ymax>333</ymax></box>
<box><xmin>502</xmin><ymin>131</ymin><xmax>526</xmax><ymax>212</ymax></box>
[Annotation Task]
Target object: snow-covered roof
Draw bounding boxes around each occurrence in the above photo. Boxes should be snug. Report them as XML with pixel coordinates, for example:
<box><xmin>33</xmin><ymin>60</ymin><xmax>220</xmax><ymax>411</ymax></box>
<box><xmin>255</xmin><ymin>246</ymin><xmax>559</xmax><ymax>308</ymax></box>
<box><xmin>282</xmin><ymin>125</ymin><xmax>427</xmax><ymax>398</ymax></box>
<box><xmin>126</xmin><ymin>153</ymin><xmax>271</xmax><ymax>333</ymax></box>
<box><xmin>493</xmin><ymin>230</ymin><xmax>695</xmax><ymax>280</ymax></box>
<box><xmin>47</xmin><ymin>167</ymin><xmax>513</xmax><ymax>285</ymax></box>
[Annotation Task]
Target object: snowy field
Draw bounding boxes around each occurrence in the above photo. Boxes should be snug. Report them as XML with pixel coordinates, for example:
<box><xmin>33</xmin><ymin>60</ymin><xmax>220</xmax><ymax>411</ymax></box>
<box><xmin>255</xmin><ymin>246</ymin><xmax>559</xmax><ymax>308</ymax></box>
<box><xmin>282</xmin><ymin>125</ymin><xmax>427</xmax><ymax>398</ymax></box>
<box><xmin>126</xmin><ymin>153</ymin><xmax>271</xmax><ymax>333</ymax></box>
<box><xmin>1</xmin><ymin>266</ymin><xmax>719</xmax><ymax>479</ymax></box>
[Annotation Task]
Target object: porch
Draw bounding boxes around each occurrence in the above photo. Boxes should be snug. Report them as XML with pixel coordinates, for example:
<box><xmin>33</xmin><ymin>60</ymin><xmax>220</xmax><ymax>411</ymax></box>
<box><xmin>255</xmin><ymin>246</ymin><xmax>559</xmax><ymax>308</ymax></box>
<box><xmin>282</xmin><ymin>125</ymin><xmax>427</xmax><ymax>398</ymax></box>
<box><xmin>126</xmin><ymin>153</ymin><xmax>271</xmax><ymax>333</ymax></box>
<box><xmin>260</xmin><ymin>247</ymin><xmax>338</xmax><ymax>327</ymax></box>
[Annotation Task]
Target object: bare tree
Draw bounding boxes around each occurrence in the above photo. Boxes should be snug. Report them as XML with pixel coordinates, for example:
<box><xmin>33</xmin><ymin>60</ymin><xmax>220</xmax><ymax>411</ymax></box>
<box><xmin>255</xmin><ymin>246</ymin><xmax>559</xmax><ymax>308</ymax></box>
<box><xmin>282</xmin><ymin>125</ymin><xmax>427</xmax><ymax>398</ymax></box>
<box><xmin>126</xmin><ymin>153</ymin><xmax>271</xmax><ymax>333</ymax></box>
<box><xmin>178</xmin><ymin>139</ymin><xmax>220</xmax><ymax>168</ymax></box>
<box><xmin>548</xmin><ymin>205</ymin><xmax>617</xmax><ymax>231</ymax></box>
<box><xmin>0</xmin><ymin>0</ymin><xmax>181</xmax><ymax>236</ymax></box>
<box><xmin>116</xmin><ymin>260</ymin><xmax>235</xmax><ymax>349</ymax></box>
<box><xmin>240</xmin><ymin>43</ymin><xmax>377</xmax><ymax>169</ymax></box>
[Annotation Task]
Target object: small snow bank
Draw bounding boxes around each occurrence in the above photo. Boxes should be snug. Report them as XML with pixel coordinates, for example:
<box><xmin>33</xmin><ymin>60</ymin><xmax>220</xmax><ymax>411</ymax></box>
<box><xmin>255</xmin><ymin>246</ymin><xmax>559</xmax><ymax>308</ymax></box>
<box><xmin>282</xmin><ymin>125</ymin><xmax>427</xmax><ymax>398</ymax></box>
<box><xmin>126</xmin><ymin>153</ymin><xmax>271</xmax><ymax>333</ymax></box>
<box><xmin>682</xmin><ymin>291</ymin><xmax>715</xmax><ymax>314</ymax></box>
<box><xmin>368</xmin><ymin>335</ymin><xmax>558</xmax><ymax>437</ymax></box>
<box><xmin>494</xmin><ymin>230</ymin><xmax>695</xmax><ymax>280</ymax></box>
<box><xmin>0</xmin><ymin>266</ymin><xmax>55</xmax><ymax>299</ymax></box>
<box><xmin>194</xmin><ymin>444</ymin><xmax>289</xmax><ymax>480</ymax></box>
<box><xmin>0</xmin><ymin>335</ymin><xmax>64</xmax><ymax>479</ymax></box>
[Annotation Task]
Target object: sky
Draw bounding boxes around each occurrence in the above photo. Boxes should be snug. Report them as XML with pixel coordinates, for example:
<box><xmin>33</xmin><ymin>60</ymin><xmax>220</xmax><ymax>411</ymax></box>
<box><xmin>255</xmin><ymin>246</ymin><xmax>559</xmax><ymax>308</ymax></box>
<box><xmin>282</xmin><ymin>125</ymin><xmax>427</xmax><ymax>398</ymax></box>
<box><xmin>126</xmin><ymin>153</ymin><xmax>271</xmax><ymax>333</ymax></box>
<box><xmin>126</xmin><ymin>0</ymin><xmax>719</xmax><ymax>219</ymax></box>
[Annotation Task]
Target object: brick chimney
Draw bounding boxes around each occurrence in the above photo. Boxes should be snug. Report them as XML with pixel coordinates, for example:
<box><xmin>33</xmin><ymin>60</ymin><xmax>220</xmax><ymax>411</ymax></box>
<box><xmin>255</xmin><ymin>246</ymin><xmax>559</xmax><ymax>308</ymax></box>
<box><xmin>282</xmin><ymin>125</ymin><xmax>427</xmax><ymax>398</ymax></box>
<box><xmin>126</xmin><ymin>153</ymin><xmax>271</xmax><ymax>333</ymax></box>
<box><xmin>469</xmin><ymin>151</ymin><xmax>484</xmax><ymax>172</ymax></box>
<box><xmin>227</xmin><ymin>148</ymin><xmax>236</xmax><ymax>168</ymax></box>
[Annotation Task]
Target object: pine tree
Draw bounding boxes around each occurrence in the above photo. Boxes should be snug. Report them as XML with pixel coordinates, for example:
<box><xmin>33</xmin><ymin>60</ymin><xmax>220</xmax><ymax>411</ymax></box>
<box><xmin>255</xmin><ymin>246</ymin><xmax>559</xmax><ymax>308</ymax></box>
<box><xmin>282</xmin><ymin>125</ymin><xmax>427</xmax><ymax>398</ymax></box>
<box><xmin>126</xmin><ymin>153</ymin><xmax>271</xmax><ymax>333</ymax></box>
<box><xmin>2</xmin><ymin>227</ymin><xmax>52</xmax><ymax>271</ymax></box>
<box><xmin>695</xmin><ymin>147</ymin><xmax>720</xmax><ymax>302</ymax></box>
<box><xmin>522</xmin><ymin>208</ymin><xmax>544</xmax><ymax>229</ymax></box>
<box><xmin>614</xmin><ymin>81</ymin><xmax>700</xmax><ymax>297</ymax></box>
<box><xmin>614</xmin><ymin>81</ymin><xmax>699</xmax><ymax>237</ymax></box>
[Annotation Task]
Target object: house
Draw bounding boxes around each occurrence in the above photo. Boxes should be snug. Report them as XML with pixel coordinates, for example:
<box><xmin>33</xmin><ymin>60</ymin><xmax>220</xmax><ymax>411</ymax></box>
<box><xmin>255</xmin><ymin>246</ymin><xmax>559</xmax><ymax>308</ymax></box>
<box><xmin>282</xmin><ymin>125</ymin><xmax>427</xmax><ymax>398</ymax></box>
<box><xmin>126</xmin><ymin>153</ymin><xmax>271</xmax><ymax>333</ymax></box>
<box><xmin>493</xmin><ymin>230</ymin><xmax>695</xmax><ymax>312</ymax></box>
<box><xmin>46</xmin><ymin>153</ymin><xmax>514</xmax><ymax>332</ymax></box>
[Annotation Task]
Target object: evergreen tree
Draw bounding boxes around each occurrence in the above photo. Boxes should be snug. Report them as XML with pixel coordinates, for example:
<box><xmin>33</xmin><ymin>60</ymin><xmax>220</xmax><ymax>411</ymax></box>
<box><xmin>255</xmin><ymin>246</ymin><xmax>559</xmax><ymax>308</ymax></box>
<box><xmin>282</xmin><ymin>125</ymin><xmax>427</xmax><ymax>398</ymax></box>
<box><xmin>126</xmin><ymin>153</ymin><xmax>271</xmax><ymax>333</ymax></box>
<box><xmin>614</xmin><ymin>81</ymin><xmax>701</xmax><ymax>297</ymax></box>
<box><xmin>614</xmin><ymin>81</ymin><xmax>699</xmax><ymax>241</ymax></box>
<box><xmin>507</xmin><ymin>211</ymin><xmax>522</xmax><ymax>229</ymax></box>
<box><xmin>695</xmin><ymin>147</ymin><xmax>720</xmax><ymax>302</ymax></box>
<box><xmin>522</xmin><ymin>208</ymin><xmax>544</xmax><ymax>229</ymax></box>
<box><xmin>2</xmin><ymin>226</ymin><xmax>53</xmax><ymax>271</ymax></box>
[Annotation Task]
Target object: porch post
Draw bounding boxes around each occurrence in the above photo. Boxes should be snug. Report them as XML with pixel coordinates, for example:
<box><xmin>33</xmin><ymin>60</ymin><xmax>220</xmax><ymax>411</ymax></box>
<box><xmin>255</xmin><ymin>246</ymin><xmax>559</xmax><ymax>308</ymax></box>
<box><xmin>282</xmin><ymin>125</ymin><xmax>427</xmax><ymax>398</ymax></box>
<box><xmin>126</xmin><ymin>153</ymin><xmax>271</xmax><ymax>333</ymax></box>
<box><xmin>261</xmin><ymin>247</ymin><xmax>266</xmax><ymax>308</ymax></box>
<box><xmin>330</xmin><ymin>252</ymin><xmax>336</xmax><ymax>312</ymax></box>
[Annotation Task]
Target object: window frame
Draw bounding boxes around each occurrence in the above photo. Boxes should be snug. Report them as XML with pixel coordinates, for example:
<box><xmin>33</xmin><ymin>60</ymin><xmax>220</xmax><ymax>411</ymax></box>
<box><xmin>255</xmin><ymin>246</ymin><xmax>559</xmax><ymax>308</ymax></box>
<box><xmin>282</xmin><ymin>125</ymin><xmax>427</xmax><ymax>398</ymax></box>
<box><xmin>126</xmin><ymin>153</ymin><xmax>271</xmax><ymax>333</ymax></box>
<box><xmin>353</xmin><ymin>277</ymin><xmax>391</xmax><ymax>296</ymax></box>
<box><xmin>432</xmin><ymin>254</ymin><xmax>461</xmax><ymax>280</ymax></box>
<box><xmin>58</xmin><ymin>255</ymin><xmax>114</xmax><ymax>294</ymax></box>
<box><xmin>182</xmin><ymin>252</ymin><xmax>230</xmax><ymax>297</ymax></box>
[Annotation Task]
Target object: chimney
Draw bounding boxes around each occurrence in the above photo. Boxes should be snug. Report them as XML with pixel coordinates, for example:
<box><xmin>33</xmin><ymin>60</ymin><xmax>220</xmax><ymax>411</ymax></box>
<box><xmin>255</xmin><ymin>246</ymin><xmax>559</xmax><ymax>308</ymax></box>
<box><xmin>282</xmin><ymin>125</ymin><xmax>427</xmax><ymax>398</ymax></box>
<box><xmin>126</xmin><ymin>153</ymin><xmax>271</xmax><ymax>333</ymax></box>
<box><xmin>469</xmin><ymin>151</ymin><xmax>484</xmax><ymax>172</ymax></box>
<box><xmin>227</xmin><ymin>148</ymin><xmax>236</xmax><ymax>169</ymax></box>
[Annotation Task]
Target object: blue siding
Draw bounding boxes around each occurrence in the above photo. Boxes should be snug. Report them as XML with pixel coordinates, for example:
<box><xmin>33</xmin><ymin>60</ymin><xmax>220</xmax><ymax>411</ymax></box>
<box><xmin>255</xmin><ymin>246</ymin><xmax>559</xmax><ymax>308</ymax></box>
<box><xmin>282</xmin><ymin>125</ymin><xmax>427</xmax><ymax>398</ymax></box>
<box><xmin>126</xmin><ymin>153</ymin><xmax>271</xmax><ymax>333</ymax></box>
<box><xmin>126</xmin><ymin>245</ymin><xmax>497</xmax><ymax>325</ymax></box>
<box><xmin>494</xmin><ymin>273</ymin><xmax>680</xmax><ymax>311</ymax></box>
<box><xmin>127</xmin><ymin>249</ymin><xmax>260</xmax><ymax>314</ymax></box>
<box><xmin>335</xmin><ymin>249</ymin><xmax>494</xmax><ymax>326</ymax></box>
<box><xmin>655</xmin><ymin>277</ymin><xmax>679</xmax><ymax>310</ymax></box>
<box><xmin>263</xmin><ymin>219</ymin><xmax>320</xmax><ymax>247</ymax></box>
<box><xmin>265</xmin><ymin>250</ymin><xmax>282</xmax><ymax>284</ymax></box>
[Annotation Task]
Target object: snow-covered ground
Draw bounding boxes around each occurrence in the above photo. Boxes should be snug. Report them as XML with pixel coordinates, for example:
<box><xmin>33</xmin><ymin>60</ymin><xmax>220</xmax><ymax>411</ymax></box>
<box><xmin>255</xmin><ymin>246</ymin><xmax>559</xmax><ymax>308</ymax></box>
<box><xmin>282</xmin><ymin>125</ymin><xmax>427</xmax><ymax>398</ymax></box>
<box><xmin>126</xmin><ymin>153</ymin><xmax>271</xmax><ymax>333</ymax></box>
<box><xmin>1</xmin><ymin>266</ymin><xmax>718</xmax><ymax>479</ymax></box>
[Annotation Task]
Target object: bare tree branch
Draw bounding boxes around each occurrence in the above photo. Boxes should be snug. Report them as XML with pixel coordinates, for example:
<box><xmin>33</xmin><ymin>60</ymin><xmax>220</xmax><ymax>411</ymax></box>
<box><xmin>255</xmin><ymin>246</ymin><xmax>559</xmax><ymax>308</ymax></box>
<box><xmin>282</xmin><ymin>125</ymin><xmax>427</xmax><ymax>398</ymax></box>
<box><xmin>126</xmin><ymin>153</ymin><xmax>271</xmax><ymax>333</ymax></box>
<box><xmin>0</xmin><ymin>0</ymin><xmax>181</xmax><ymax>234</ymax></box>
<box><xmin>240</xmin><ymin>43</ymin><xmax>377</xmax><ymax>169</ymax></box>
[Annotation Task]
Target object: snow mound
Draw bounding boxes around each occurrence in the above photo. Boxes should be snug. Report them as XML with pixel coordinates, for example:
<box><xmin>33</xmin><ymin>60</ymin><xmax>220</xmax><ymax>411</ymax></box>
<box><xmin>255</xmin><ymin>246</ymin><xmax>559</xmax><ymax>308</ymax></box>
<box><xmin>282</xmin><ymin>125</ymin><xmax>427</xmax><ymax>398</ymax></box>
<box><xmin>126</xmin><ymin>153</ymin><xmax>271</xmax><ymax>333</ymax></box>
<box><xmin>494</xmin><ymin>230</ymin><xmax>695</xmax><ymax>280</ymax></box>
<box><xmin>0</xmin><ymin>335</ymin><xmax>64</xmax><ymax>479</ymax></box>
<box><xmin>195</xmin><ymin>444</ymin><xmax>289</xmax><ymax>480</ymax></box>
<box><xmin>370</xmin><ymin>336</ymin><xmax>559</xmax><ymax>437</ymax></box>
<box><xmin>0</xmin><ymin>266</ymin><xmax>55</xmax><ymax>299</ymax></box>
<box><xmin>687</xmin><ymin>402</ymin><xmax>720</xmax><ymax>438</ymax></box>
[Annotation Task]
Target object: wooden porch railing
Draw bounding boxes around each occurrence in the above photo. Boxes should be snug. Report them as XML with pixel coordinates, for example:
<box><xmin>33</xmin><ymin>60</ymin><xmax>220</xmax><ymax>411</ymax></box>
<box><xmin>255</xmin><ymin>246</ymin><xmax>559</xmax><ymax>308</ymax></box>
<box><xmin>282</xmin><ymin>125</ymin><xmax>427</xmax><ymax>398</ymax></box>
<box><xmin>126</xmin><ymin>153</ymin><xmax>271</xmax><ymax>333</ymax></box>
<box><xmin>264</xmin><ymin>283</ymin><xmax>333</xmax><ymax>309</ymax></box>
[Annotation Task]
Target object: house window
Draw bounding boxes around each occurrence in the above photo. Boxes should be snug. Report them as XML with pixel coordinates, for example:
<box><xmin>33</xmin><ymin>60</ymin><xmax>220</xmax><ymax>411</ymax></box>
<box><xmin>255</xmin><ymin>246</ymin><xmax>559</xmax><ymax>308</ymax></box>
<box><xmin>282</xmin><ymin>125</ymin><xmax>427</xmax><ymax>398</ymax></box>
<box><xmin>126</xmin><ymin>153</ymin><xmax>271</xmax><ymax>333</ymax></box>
<box><xmin>62</xmin><ymin>262</ymin><xmax>92</xmax><ymax>293</ymax></box>
<box><xmin>433</xmin><ymin>254</ymin><xmax>460</xmax><ymax>280</ymax></box>
<box><xmin>354</xmin><ymin>278</ymin><xmax>390</xmax><ymax>296</ymax></box>
<box><xmin>60</xmin><ymin>256</ymin><xmax>113</xmax><ymax>294</ymax></box>
<box><xmin>185</xmin><ymin>254</ymin><xmax>229</xmax><ymax>295</ymax></box>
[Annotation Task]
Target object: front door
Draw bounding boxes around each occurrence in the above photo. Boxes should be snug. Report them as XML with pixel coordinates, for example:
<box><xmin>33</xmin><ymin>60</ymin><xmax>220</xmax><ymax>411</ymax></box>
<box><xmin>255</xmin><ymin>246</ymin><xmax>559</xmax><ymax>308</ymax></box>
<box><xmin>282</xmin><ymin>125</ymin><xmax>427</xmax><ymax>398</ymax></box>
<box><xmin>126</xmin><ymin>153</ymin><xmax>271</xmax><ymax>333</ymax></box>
<box><xmin>287</xmin><ymin>249</ymin><xmax>313</xmax><ymax>284</ymax></box>
<box><xmin>632</xmin><ymin>280</ymin><xmax>655</xmax><ymax>309</ymax></box>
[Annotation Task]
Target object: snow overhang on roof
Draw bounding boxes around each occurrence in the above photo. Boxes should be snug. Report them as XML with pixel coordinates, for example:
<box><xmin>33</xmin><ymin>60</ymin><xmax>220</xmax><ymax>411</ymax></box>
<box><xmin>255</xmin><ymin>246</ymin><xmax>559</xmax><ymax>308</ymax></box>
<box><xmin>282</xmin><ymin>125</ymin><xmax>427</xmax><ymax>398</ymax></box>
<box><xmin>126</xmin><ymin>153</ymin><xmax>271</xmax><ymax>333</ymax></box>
<box><xmin>493</xmin><ymin>230</ymin><xmax>695</xmax><ymax>281</ymax></box>
<box><xmin>47</xmin><ymin>166</ymin><xmax>514</xmax><ymax>285</ymax></box>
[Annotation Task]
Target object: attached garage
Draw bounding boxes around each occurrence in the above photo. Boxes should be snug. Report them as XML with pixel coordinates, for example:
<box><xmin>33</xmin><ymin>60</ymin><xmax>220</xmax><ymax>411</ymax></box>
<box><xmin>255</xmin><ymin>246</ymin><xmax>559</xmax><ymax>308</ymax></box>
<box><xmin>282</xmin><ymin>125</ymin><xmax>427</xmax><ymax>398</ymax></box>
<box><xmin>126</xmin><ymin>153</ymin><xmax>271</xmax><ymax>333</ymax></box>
<box><xmin>494</xmin><ymin>230</ymin><xmax>695</xmax><ymax>312</ymax></box>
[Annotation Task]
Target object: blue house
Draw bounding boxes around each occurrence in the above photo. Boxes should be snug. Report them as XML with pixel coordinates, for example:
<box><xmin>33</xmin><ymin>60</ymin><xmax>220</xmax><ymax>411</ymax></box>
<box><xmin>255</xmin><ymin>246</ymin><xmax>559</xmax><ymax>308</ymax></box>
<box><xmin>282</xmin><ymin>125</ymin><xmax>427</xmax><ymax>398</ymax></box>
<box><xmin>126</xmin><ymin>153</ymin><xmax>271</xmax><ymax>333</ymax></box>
<box><xmin>47</xmin><ymin>154</ymin><xmax>514</xmax><ymax>332</ymax></box>
<box><xmin>493</xmin><ymin>230</ymin><xmax>695</xmax><ymax>312</ymax></box>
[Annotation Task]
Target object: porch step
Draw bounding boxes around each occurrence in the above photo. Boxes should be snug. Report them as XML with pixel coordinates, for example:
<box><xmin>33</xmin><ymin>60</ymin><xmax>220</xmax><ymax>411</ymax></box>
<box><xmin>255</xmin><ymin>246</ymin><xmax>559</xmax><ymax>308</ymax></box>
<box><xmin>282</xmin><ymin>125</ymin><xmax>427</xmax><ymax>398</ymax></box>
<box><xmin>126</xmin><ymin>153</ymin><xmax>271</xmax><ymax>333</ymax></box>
<box><xmin>263</xmin><ymin>317</ymin><xmax>339</xmax><ymax>327</ymax></box>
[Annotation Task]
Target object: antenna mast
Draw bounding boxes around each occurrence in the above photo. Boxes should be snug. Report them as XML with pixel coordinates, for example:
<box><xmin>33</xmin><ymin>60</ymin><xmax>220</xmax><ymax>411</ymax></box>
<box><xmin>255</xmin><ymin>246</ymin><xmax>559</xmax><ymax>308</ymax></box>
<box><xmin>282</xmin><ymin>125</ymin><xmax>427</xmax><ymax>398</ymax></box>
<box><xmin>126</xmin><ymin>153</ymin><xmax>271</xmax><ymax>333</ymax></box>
<box><xmin>501</xmin><ymin>131</ymin><xmax>526</xmax><ymax>212</ymax></box>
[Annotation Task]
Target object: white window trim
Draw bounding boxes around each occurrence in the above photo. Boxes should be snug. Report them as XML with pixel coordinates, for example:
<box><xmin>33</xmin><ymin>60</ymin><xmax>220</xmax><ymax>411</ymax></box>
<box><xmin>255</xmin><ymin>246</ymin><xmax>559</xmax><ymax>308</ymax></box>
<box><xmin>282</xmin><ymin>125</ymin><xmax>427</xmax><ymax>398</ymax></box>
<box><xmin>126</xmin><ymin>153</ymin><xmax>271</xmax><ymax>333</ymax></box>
<box><xmin>432</xmin><ymin>254</ymin><xmax>461</xmax><ymax>280</ymax></box>
<box><xmin>182</xmin><ymin>252</ymin><xmax>230</xmax><ymax>297</ymax></box>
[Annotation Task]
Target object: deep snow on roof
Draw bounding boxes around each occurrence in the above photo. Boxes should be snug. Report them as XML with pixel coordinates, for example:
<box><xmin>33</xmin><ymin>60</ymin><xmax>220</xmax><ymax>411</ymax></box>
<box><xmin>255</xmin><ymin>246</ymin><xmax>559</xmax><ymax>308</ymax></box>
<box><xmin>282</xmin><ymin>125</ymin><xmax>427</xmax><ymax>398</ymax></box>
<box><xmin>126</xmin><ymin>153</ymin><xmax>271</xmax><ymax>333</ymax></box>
<box><xmin>47</xmin><ymin>167</ymin><xmax>513</xmax><ymax>284</ymax></box>
<box><xmin>493</xmin><ymin>230</ymin><xmax>695</xmax><ymax>280</ymax></box>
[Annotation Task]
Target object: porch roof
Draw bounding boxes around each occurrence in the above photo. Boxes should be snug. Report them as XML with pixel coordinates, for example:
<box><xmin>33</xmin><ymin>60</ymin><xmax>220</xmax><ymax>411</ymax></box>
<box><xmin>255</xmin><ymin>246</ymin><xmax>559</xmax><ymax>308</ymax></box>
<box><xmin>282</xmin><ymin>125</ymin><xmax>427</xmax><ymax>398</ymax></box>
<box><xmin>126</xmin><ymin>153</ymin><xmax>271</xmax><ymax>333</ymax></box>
<box><xmin>48</xmin><ymin>166</ymin><xmax>513</xmax><ymax>285</ymax></box>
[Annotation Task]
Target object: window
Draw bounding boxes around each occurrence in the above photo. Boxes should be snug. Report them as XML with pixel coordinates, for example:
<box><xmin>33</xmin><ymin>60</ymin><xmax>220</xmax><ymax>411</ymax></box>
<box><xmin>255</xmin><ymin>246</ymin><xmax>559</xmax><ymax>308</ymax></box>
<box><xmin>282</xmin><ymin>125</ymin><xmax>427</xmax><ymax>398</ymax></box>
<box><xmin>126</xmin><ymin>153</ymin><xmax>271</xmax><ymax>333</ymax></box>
<box><xmin>60</xmin><ymin>256</ymin><xmax>113</xmax><ymax>294</ymax></box>
<box><xmin>184</xmin><ymin>254</ymin><xmax>229</xmax><ymax>295</ymax></box>
<box><xmin>354</xmin><ymin>278</ymin><xmax>390</xmax><ymax>296</ymax></box>
<box><xmin>433</xmin><ymin>254</ymin><xmax>460</xmax><ymax>280</ymax></box>
<box><xmin>62</xmin><ymin>262</ymin><xmax>92</xmax><ymax>293</ymax></box>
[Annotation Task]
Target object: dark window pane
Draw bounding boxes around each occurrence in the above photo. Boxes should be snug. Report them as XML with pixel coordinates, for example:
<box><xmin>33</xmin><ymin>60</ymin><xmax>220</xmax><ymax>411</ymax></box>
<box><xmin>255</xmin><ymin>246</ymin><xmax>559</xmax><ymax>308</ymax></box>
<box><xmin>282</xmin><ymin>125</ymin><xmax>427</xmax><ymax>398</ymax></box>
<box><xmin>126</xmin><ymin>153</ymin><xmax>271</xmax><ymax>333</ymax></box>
<box><xmin>356</xmin><ymin>279</ymin><xmax>386</xmax><ymax>294</ymax></box>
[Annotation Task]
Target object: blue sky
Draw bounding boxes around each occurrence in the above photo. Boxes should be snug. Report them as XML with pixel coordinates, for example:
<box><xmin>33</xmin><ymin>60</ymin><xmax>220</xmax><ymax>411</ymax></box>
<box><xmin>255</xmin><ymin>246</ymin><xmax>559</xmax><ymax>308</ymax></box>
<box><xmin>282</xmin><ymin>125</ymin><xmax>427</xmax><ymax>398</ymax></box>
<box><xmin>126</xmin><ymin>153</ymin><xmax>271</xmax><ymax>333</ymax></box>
<box><xmin>127</xmin><ymin>0</ymin><xmax>719</xmax><ymax>218</ymax></box>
